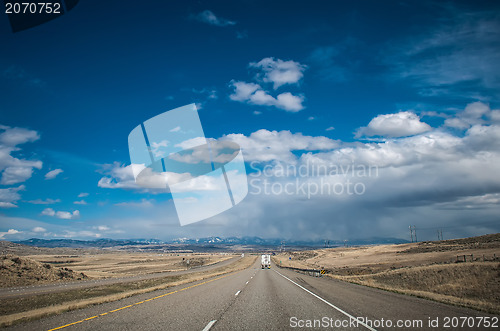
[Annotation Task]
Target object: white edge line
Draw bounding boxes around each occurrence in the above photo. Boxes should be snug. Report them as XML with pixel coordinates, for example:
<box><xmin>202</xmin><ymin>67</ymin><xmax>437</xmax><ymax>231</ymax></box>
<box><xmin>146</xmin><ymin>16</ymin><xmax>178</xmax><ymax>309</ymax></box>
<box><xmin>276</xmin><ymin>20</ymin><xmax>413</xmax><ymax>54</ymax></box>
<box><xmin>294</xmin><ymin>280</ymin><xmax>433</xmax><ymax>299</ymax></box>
<box><xmin>202</xmin><ymin>319</ymin><xmax>217</xmax><ymax>331</ymax></box>
<box><xmin>235</xmin><ymin>290</ymin><xmax>241</xmax><ymax>296</ymax></box>
<box><xmin>274</xmin><ymin>270</ymin><xmax>377</xmax><ymax>331</ymax></box>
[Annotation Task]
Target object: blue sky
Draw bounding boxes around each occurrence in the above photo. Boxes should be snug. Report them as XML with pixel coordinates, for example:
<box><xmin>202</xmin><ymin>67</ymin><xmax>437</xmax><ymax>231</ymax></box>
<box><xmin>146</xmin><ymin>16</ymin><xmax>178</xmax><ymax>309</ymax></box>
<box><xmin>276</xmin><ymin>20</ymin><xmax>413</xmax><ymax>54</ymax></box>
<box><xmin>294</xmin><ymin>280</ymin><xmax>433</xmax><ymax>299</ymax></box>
<box><xmin>1</xmin><ymin>0</ymin><xmax>499</xmax><ymax>242</ymax></box>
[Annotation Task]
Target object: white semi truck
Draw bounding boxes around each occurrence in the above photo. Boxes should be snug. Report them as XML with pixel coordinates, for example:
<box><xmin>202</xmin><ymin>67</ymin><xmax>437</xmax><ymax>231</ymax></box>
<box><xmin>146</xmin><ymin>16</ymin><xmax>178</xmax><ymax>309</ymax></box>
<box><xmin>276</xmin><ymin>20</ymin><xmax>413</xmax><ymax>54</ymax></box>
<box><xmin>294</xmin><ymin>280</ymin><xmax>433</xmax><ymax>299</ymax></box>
<box><xmin>261</xmin><ymin>254</ymin><xmax>271</xmax><ymax>269</ymax></box>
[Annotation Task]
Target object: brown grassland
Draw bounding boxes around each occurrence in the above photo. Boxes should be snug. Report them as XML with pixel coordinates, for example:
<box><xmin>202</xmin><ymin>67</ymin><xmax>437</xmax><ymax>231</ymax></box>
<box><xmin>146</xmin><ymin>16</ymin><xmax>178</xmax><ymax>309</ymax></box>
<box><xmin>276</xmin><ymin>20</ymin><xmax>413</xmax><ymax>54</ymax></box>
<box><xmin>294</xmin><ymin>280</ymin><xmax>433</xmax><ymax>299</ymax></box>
<box><xmin>22</xmin><ymin>252</ymin><xmax>231</xmax><ymax>280</ymax></box>
<box><xmin>274</xmin><ymin>233</ymin><xmax>500</xmax><ymax>314</ymax></box>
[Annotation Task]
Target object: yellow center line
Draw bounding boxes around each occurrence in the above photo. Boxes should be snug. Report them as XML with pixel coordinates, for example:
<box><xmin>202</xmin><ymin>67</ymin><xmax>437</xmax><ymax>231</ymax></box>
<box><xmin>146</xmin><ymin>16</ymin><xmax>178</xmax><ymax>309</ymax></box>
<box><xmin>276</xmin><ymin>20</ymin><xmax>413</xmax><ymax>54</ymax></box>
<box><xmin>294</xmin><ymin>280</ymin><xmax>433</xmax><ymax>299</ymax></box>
<box><xmin>83</xmin><ymin>316</ymin><xmax>98</xmax><ymax>321</ymax></box>
<box><xmin>47</xmin><ymin>271</ymin><xmax>239</xmax><ymax>331</ymax></box>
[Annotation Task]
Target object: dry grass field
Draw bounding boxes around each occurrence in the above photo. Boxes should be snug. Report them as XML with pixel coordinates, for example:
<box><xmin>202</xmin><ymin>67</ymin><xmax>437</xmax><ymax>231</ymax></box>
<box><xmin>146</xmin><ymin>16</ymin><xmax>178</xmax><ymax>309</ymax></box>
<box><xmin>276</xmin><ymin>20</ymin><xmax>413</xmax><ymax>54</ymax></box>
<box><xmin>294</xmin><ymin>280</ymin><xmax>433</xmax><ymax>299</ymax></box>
<box><xmin>274</xmin><ymin>233</ymin><xmax>500</xmax><ymax>314</ymax></box>
<box><xmin>0</xmin><ymin>239</ymin><xmax>234</xmax><ymax>288</ymax></box>
<box><xmin>24</xmin><ymin>252</ymin><xmax>232</xmax><ymax>280</ymax></box>
<box><xmin>344</xmin><ymin>263</ymin><xmax>500</xmax><ymax>313</ymax></box>
<box><xmin>0</xmin><ymin>240</ymin><xmax>235</xmax><ymax>284</ymax></box>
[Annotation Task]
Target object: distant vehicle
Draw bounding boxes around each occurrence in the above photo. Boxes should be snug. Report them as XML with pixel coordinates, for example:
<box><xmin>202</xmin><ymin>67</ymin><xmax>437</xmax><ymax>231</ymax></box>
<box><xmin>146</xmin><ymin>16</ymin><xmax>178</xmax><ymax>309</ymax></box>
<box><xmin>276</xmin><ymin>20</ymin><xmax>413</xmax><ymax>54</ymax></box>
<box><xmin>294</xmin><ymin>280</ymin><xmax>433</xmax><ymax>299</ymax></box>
<box><xmin>261</xmin><ymin>254</ymin><xmax>271</xmax><ymax>269</ymax></box>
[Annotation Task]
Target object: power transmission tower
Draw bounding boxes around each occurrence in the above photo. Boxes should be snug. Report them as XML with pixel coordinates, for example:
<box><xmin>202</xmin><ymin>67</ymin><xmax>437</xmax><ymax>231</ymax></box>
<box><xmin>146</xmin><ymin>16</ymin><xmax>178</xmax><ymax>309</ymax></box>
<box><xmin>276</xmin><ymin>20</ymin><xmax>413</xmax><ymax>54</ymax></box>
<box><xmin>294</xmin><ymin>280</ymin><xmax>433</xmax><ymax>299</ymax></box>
<box><xmin>437</xmin><ymin>229</ymin><xmax>443</xmax><ymax>241</ymax></box>
<box><xmin>409</xmin><ymin>225</ymin><xmax>417</xmax><ymax>243</ymax></box>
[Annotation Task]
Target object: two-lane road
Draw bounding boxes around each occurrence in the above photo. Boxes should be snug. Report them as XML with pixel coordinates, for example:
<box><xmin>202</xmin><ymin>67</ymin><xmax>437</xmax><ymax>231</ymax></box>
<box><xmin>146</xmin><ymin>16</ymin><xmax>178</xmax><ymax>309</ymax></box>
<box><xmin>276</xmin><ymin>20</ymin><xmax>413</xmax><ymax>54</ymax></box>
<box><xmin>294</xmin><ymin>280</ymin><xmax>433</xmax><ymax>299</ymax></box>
<box><xmin>6</xmin><ymin>258</ymin><xmax>498</xmax><ymax>330</ymax></box>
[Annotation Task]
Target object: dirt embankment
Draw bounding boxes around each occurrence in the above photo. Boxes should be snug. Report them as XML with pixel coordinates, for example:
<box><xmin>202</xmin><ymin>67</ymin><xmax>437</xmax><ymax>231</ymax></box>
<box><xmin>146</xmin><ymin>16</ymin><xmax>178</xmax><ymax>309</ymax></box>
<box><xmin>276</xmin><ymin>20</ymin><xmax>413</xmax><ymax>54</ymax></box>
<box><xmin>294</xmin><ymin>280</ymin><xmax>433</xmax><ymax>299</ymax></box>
<box><xmin>0</xmin><ymin>255</ymin><xmax>87</xmax><ymax>288</ymax></box>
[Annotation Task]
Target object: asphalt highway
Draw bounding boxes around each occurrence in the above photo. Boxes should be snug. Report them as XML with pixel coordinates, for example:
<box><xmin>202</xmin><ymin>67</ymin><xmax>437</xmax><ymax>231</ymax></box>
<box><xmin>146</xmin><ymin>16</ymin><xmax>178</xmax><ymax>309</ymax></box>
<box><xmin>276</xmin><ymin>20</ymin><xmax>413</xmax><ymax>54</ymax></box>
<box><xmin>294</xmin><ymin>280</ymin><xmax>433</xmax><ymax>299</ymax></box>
<box><xmin>5</xmin><ymin>258</ymin><xmax>498</xmax><ymax>331</ymax></box>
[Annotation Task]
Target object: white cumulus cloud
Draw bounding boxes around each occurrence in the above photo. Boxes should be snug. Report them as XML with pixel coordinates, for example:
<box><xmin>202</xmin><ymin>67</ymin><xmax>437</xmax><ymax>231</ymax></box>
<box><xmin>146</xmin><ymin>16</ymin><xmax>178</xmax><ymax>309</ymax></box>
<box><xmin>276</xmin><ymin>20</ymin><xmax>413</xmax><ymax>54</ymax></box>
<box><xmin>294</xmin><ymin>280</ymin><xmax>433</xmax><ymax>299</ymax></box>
<box><xmin>0</xmin><ymin>125</ymin><xmax>39</xmax><ymax>146</ymax></box>
<box><xmin>229</xmin><ymin>57</ymin><xmax>307</xmax><ymax>112</ymax></box>
<box><xmin>222</xmin><ymin>129</ymin><xmax>338</xmax><ymax>163</ymax></box>
<box><xmin>356</xmin><ymin>111</ymin><xmax>431</xmax><ymax>138</ymax></box>
<box><xmin>97</xmin><ymin>162</ymin><xmax>138</xmax><ymax>190</ymax></box>
<box><xmin>445</xmin><ymin>101</ymin><xmax>499</xmax><ymax>129</ymax></box>
<box><xmin>41</xmin><ymin>208</ymin><xmax>80</xmax><ymax>220</ymax></box>
<box><xmin>91</xmin><ymin>101</ymin><xmax>500</xmax><ymax>242</ymax></box>
<box><xmin>229</xmin><ymin>81</ymin><xmax>261</xmax><ymax>102</ymax></box>
<box><xmin>0</xmin><ymin>228</ymin><xmax>21</xmax><ymax>239</ymax></box>
<box><xmin>250</xmin><ymin>57</ymin><xmax>307</xmax><ymax>89</ymax></box>
<box><xmin>0</xmin><ymin>185</ymin><xmax>25</xmax><ymax>208</ymax></box>
<box><xmin>229</xmin><ymin>81</ymin><xmax>304</xmax><ymax>112</ymax></box>
<box><xmin>0</xmin><ymin>125</ymin><xmax>42</xmax><ymax>185</ymax></box>
<box><xmin>45</xmin><ymin>168</ymin><xmax>63</xmax><ymax>180</ymax></box>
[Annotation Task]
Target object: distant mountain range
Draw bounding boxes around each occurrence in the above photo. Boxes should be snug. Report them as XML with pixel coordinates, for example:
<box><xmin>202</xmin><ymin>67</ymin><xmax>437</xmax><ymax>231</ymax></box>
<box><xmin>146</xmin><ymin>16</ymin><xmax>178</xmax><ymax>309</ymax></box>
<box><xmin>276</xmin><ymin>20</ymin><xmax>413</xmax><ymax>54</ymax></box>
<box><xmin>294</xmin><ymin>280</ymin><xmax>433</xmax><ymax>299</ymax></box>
<box><xmin>14</xmin><ymin>238</ymin><xmax>161</xmax><ymax>248</ymax></box>
<box><xmin>14</xmin><ymin>236</ymin><xmax>409</xmax><ymax>248</ymax></box>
